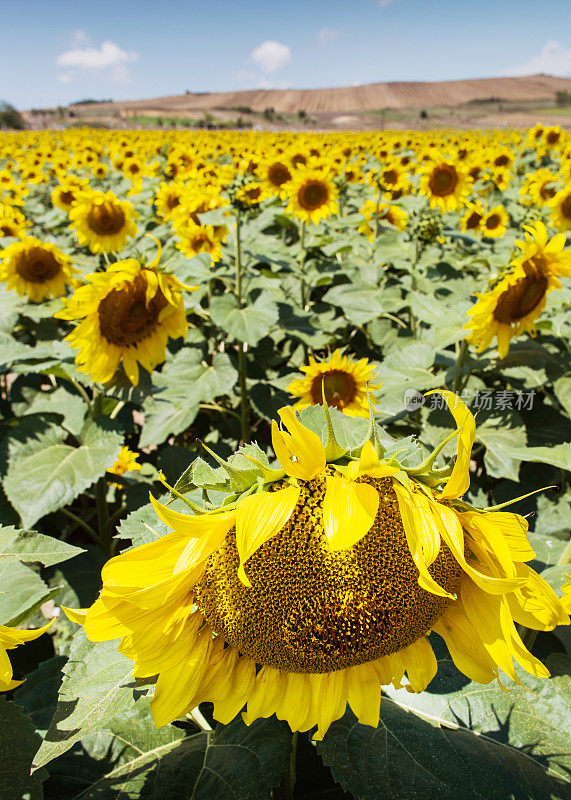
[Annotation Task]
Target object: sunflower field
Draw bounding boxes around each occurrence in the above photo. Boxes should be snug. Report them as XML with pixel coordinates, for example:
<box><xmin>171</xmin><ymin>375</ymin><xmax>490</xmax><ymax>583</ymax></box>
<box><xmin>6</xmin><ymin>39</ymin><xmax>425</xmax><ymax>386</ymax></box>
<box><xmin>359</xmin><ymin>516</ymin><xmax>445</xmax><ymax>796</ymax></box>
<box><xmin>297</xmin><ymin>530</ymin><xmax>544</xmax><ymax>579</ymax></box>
<box><xmin>1</xmin><ymin>124</ymin><xmax>570</xmax><ymax>800</ymax></box>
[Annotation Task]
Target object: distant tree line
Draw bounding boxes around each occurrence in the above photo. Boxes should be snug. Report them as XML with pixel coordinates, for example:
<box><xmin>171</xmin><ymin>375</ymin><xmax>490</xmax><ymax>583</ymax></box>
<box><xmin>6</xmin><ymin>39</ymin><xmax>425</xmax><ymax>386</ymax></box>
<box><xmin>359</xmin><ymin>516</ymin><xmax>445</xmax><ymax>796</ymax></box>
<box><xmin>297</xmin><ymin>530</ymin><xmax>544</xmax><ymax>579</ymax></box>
<box><xmin>555</xmin><ymin>90</ymin><xmax>571</xmax><ymax>107</ymax></box>
<box><xmin>0</xmin><ymin>101</ymin><xmax>25</xmax><ymax>130</ymax></box>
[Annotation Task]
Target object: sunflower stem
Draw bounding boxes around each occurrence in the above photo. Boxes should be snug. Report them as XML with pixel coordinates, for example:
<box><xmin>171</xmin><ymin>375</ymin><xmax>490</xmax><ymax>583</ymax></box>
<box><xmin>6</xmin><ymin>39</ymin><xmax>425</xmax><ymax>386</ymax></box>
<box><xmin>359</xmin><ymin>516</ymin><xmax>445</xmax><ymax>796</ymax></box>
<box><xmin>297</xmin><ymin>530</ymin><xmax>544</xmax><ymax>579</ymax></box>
<box><xmin>275</xmin><ymin>731</ymin><xmax>297</xmax><ymax>800</ymax></box>
<box><xmin>95</xmin><ymin>477</ymin><xmax>112</xmax><ymax>557</ymax></box>
<box><xmin>234</xmin><ymin>209</ymin><xmax>250</xmax><ymax>444</ymax></box>
<box><xmin>60</xmin><ymin>507</ymin><xmax>101</xmax><ymax>546</ymax></box>
<box><xmin>298</xmin><ymin>221</ymin><xmax>308</xmax><ymax>310</ymax></box>
<box><xmin>453</xmin><ymin>339</ymin><xmax>470</xmax><ymax>394</ymax></box>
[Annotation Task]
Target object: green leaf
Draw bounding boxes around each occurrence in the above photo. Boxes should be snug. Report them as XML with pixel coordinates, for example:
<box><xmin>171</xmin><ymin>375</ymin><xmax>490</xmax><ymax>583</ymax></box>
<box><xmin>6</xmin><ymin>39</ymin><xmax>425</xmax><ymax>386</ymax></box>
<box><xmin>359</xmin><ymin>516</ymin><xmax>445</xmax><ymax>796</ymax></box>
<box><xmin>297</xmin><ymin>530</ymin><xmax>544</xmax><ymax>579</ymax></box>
<box><xmin>2</xmin><ymin>415</ymin><xmax>122</xmax><ymax>527</ymax></box>
<box><xmin>383</xmin><ymin>650</ymin><xmax>571</xmax><ymax>787</ymax></box>
<box><xmin>14</xmin><ymin>655</ymin><xmax>67</xmax><ymax>735</ymax></box>
<box><xmin>0</xmin><ymin>558</ymin><xmax>55</xmax><ymax>626</ymax></box>
<box><xmin>318</xmin><ymin>698</ymin><xmax>570</xmax><ymax>800</ymax></box>
<box><xmin>489</xmin><ymin>442</ymin><xmax>571</xmax><ymax>471</ymax></box>
<box><xmin>0</xmin><ymin>525</ymin><xmax>84</xmax><ymax>567</ymax></box>
<box><xmin>0</xmin><ymin>699</ymin><xmax>46</xmax><ymax>800</ymax></box>
<box><xmin>21</xmin><ymin>386</ymin><xmax>87</xmax><ymax>436</ymax></box>
<box><xmin>553</xmin><ymin>376</ymin><xmax>571</xmax><ymax>418</ymax></box>
<box><xmin>72</xmin><ymin>715</ymin><xmax>292</xmax><ymax>800</ymax></box>
<box><xmin>209</xmin><ymin>292</ymin><xmax>278</xmax><ymax>345</ymax></box>
<box><xmin>476</xmin><ymin>417</ymin><xmax>527</xmax><ymax>481</ymax></box>
<box><xmin>34</xmin><ymin>629</ymin><xmax>137</xmax><ymax>769</ymax></box>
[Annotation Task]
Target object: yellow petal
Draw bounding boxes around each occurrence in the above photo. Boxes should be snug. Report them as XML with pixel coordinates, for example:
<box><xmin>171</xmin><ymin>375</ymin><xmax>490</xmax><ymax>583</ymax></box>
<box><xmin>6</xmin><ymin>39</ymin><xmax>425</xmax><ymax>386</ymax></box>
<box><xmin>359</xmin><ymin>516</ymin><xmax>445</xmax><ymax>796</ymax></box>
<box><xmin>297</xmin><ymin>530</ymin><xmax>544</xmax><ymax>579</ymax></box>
<box><xmin>393</xmin><ymin>482</ymin><xmax>453</xmax><ymax>599</ymax></box>
<box><xmin>507</xmin><ymin>563</ymin><xmax>570</xmax><ymax>631</ymax></box>
<box><xmin>276</xmin><ymin>671</ymin><xmax>312</xmax><ymax>732</ymax></box>
<box><xmin>323</xmin><ymin>475</ymin><xmax>379</xmax><ymax>550</ymax></box>
<box><xmin>149</xmin><ymin>494</ymin><xmax>236</xmax><ymax>539</ymax></box>
<box><xmin>484</xmin><ymin>512</ymin><xmax>535</xmax><ymax>563</ymax></box>
<box><xmin>346</xmin><ymin>440</ymin><xmax>401</xmax><ymax>480</ymax></box>
<box><xmin>346</xmin><ymin>662</ymin><xmax>381</xmax><ymax>728</ymax></box>
<box><xmin>425</xmin><ymin>390</ymin><xmax>475</xmax><ymax>500</ymax></box>
<box><xmin>62</xmin><ymin>607</ymin><xmax>88</xmax><ymax>625</ymax></box>
<box><xmin>150</xmin><ymin>626</ymin><xmax>213</xmax><ymax>727</ymax></box>
<box><xmin>271</xmin><ymin>406</ymin><xmax>325</xmax><ymax>480</ymax></box>
<box><xmin>432</xmin><ymin>603</ymin><xmax>498</xmax><ymax>684</ymax></box>
<box><xmin>312</xmin><ymin>671</ymin><xmax>348</xmax><ymax>740</ymax></box>
<box><xmin>401</xmin><ymin>636</ymin><xmax>437</xmax><ymax>693</ymax></box>
<box><xmin>212</xmin><ymin>654</ymin><xmax>256</xmax><ymax>724</ymax></box>
<box><xmin>243</xmin><ymin>666</ymin><xmax>283</xmax><ymax>725</ymax></box>
<box><xmin>236</xmin><ymin>486</ymin><xmax>300</xmax><ymax>586</ymax></box>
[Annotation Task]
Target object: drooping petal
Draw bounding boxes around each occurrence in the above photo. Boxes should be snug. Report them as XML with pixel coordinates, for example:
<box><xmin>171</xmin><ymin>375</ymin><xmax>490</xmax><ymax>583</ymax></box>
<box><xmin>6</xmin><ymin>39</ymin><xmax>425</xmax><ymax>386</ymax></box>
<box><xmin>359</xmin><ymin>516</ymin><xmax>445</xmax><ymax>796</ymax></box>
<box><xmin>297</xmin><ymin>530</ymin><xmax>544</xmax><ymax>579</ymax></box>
<box><xmin>400</xmin><ymin>636</ymin><xmax>437</xmax><ymax>693</ymax></box>
<box><xmin>507</xmin><ymin>563</ymin><xmax>569</xmax><ymax>631</ymax></box>
<box><xmin>271</xmin><ymin>406</ymin><xmax>326</xmax><ymax>480</ymax></box>
<box><xmin>346</xmin><ymin>662</ymin><xmax>382</xmax><ymax>728</ymax></box>
<box><xmin>432</xmin><ymin>602</ymin><xmax>498</xmax><ymax>684</ymax></box>
<box><xmin>311</xmin><ymin>671</ymin><xmax>348</xmax><ymax>740</ymax></box>
<box><xmin>323</xmin><ymin>474</ymin><xmax>379</xmax><ymax>550</ymax></box>
<box><xmin>346</xmin><ymin>440</ymin><xmax>401</xmax><ymax>480</ymax></box>
<box><xmin>150</xmin><ymin>626</ymin><xmax>213</xmax><ymax>727</ymax></box>
<box><xmin>243</xmin><ymin>666</ymin><xmax>284</xmax><ymax>725</ymax></box>
<box><xmin>393</xmin><ymin>482</ymin><xmax>453</xmax><ymax>598</ymax></box>
<box><xmin>235</xmin><ymin>486</ymin><xmax>300</xmax><ymax>586</ymax></box>
<box><xmin>426</xmin><ymin>390</ymin><xmax>476</xmax><ymax>500</ymax></box>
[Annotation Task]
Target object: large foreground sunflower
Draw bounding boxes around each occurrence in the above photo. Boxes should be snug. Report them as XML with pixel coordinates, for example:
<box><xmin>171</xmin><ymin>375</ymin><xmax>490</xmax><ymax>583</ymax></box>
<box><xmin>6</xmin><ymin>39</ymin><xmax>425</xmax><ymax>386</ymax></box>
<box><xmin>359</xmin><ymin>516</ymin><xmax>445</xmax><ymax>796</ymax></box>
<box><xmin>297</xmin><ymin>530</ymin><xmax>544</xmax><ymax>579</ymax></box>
<box><xmin>55</xmin><ymin>243</ymin><xmax>195</xmax><ymax>385</ymax></box>
<box><xmin>0</xmin><ymin>236</ymin><xmax>78</xmax><ymax>302</ymax></box>
<box><xmin>464</xmin><ymin>222</ymin><xmax>571</xmax><ymax>358</ymax></box>
<box><xmin>288</xmin><ymin>349</ymin><xmax>381</xmax><ymax>417</ymax></box>
<box><xmin>69</xmin><ymin>190</ymin><xmax>138</xmax><ymax>254</ymax></box>
<box><xmin>66</xmin><ymin>392</ymin><xmax>568</xmax><ymax>740</ymax></box>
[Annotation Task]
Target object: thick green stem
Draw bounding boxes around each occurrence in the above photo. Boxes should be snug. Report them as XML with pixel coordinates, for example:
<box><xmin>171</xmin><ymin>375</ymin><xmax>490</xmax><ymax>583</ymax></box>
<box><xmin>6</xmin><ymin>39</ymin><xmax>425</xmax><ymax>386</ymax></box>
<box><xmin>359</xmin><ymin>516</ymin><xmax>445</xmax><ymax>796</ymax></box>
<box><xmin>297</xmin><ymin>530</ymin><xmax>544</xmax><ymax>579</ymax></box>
<box><xmin>60</xmin><ymin>507</ymin><xmax>101</xmax><ymax>546</ymax></box>
<box><xmin>454</xmin><ymin>339</ymin><xmax>469</xmax><ymax>394</ymax></box>
<box><xmin>234</xmin><ymin>210</ymin><xmax>250</xmax><ymax>444</ymax></box>
<box><xmin>95</xmin><ymin>477</ymin><xmax>112</xmax><ymax>557</ymax></box>
<box><xmin>274</xmin><ymin>732</ymin><xmax>297</xmax><ymax>800</ymax></box>
<box><xmin>298</xmin><ymin>221</ymin><xmax>308</xmax><ymax>310</ymax></box>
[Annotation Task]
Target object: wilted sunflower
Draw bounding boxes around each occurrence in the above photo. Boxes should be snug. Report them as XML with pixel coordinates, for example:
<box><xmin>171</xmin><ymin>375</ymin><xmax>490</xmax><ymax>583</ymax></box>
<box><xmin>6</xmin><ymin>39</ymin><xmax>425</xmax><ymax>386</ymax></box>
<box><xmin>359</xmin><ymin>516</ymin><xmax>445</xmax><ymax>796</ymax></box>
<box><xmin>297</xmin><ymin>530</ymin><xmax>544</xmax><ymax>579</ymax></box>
<box><xmin>481</xmin><ymin>205</ymin><xmax>509</xmax><ymax>239</ymax></box>
<box><xmin>66</xmin><ymin>393</ymin><xmax>569</xmax><ymax>739</ymax></box>
<box><xmin>548</xmin><ymin>186</ymin><xmax>571</xmax><ymax>232</ymax></box>
<box><xmin>0</xmin><ymin>236</ymin><xmax>78</xmax><ymax>302</ymax></box>
<box><xmin>288</xmin><ymin>349</ymin><xmax>381</xmax><ymax>417</ymax></box>
<box><xmin>69</xmin><ymin>190</ymin><xmax>138</xmax><ymax>254</ymax></box>
<box><xmin>55</xmin><ymin>242</ymin><xmax>195</xmax><ymax>385</ymax></box>
<box><xmin>419</xmin><ymin>158</ymin><xmax>469</xmax><ymax>212</ymax></box>
<box><xmin>285</xmin><ymin>168</ymin><xmax>338</xmax><ymax>225</ymax></box>
<box><xmin>465</xmin><ymin>222</ymin><xmax>571</xmax><ymax>358</ymax></box>
<box><xmin>1</xmin><ymin>622</ymin><xmax>51</xmax><ymax>691</ymax></box>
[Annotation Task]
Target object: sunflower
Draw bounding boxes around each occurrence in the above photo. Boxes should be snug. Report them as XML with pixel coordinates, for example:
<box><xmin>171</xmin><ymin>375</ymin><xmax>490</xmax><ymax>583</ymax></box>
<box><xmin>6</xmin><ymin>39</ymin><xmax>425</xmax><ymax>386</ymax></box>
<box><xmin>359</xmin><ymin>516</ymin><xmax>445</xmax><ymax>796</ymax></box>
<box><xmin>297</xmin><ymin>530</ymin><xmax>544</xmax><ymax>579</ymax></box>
<box><xmin>51</xmin><ymin>177</ymin><xmax>90</xmax><ymax>212</ymax></box>
<box><xmin>69</xmin><ymin>190</ymin><xmax>139</xmax><ymax>254</ymax></box>
<box><xmin>419</xmin><ymin>158</ymin><xmax>469</xmax><ymax>212</ymax></box>
<box><xmin>0</xmin><ymin>236</ymin><xmax>78</xmax><ymax>302</ymax></box>
<box><xmin>256</xmin><ymin>158</ymin><xmax>292</xmax><ymax>196</ymax></box>
<box><xmin>288</xmin><ymin>350</ymin><xmax>381</xmax><ymax>418</ymax></box>
<box><xmin>481</xmin><ymin>206</ymin><xmax>509</xmax><ymax>238</ymax></box>
<box><xmin>55</xmin><ymin>243</ymin><xmax>195</xmax><ymax>385</ymax></box>
<box><xmin>548</xmin><ymin>186</ymin><xmax>571</xmax><ymax>232</ymax></box>
<box><xmin>1</xmin><ymin>622</ymin><xmax>52</xmax><ymax>691</ymax></box>
<box><xmin>109</xmin><ymin>446</ymin><xmax>141</xmax><ymax>477</ymax></box>
<box><xmin>358</xmin><ymin>200</ymin><xmax>407</xmax><ymax>240</ymax></box>
<box><xmin>235</xmin><ymin>181</ymin><xmax>269</xmax><ymax>206</ymax></box>
<box><xmin>459</xmin><ymin>201</ymin><xmax>485</xmax><ymax>233</ymax></box>
<box><xmin>0</xmin><ymin>203</ymin><xmax>29</xmax><ymax>239</ymax></box>
<box><xmin>519</xmin><ymin>169</ymin><xmax>560</xmax><ymax>208</ymax></box>
<box><xmin>464</xmin><ymin>222</ymin><xmax>571</xmax><ymax>358</ymax></box>
<box><xmin>175</xmin><ymin>221</ymin><xmax>223</xmax><ymax>263</ymax></box>
<box><xmin>285</xmin><ymin>168</ymin><xmax>338</xmax><ymax>225</ymax></box>
<box><xmin>154</xmin><ymin>180</ymin><xmax>186</xmax><ymax>222</ymax></box>
<box><xmin>66</xmin><ymin>393</ymin><xmax>569</xmax><ymax>739</ymax></box>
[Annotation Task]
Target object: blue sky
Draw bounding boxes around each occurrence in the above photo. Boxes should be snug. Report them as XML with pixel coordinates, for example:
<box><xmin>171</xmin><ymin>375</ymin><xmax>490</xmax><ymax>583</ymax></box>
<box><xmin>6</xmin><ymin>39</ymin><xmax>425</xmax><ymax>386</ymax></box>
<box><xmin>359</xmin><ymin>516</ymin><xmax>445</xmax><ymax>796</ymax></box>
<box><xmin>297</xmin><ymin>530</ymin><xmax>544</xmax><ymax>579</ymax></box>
<box><xmin>3</xmin><ymin>0</ymin><xmax>571</xmax><ymax>109</ymax></box>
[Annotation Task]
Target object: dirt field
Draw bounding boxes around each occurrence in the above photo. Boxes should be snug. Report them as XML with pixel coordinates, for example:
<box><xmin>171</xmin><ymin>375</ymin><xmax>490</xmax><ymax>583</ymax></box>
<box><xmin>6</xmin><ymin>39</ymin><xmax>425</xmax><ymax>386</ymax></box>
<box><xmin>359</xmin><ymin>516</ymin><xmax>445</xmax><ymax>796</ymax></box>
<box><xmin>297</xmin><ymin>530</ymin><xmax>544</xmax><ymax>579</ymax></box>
<box><xmin>26</xmin><ymin>73</ymin><xmax>571</xmax><ymax>130</ymax></box>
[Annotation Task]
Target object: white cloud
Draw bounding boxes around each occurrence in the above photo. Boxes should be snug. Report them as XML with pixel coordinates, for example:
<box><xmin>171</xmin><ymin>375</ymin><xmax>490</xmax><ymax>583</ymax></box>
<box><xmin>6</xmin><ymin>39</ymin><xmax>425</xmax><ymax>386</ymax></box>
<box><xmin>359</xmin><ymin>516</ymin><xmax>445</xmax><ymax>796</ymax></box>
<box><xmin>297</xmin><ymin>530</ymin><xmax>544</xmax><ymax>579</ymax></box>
<box><xmin>317</xmin><ymin>28</ymin><xmax>340</xmax><ymax>44</ymax></box>
<box><xmin>57</xmin><ymin>40</ymin><xmax>138</xmax><ymax>70</ymax></box>
<box><xmin>56</xmin><ymin>40</ymin><xmax>138</xmax><ymax>85</ymax></box>
<box><xmin>251</xmin><ymin>40</ymin><xmax>291</xmax><ymax>73</ymax></box>
<box><xmin>502</xmin><ymin>40</ymin><xmax>571</xmax><ymax>77</ymax></box>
